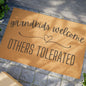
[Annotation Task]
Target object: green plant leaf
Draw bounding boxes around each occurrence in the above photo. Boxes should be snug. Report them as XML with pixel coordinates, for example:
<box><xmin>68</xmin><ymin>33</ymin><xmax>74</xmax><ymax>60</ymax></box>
<box><xmin>83</xmin><ymin>82</ymin><xmax>86</xmax><ymax>86</ymax></box>
<box><xmin>0</xmin><ymin>0</ymin><xmax>4</xmax><ymax>5</ymax></box>
<box><xmin>0</xmin><ymin>28</ymin><xmax>2</xmax><ymax>31</ymax></box>
<box><xmin>5</xmin><ymin>4</ymin><xmax>8</xmax><ymax>9</ymax></box>
<box><xmin>0</xmin><ymin>11</ymin><xmax>5</xmax><ymax>19</ymax></box>
<box><xmin>7</xmin><ymin>6</ymin><xmax>10</xmax><ymax>10</ymax></box>
<box><xmin>83</xmin><ymin>73</ymin><xmax>86</xmax><ymax>80</ymax></box>
<box><xmin>0</xmin><ymin>1</ymin><xmax>10</xmax><ymax>19</ymax></box>
<box><xmin>1</xmin><ymin>5</ymin><xmax>4</xmax><ymax>10</ymax></box>
<box><xmin>83</xmin><ymin>73</ymin><xmax>86</xmax><ymax>86</ymax></box>
<box><xmin>4</xmin><ymin>4</ymin><xmax>10</xmax><ymax>14</ymax></box>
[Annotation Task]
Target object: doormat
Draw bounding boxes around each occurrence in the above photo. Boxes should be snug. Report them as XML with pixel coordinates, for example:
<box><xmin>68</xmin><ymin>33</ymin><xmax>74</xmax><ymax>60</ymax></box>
<box><xmin>0</xmin><ymin>8</ymin><xmax>86</xmax><ymax>79</ymax></box>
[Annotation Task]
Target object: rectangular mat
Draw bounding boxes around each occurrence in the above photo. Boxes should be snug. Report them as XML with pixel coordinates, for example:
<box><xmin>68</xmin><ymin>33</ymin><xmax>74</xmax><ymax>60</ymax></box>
<box><xmin>0</xmin><ymin>8</ymin><xmax>86</xmax><ymax>79</ymax></box>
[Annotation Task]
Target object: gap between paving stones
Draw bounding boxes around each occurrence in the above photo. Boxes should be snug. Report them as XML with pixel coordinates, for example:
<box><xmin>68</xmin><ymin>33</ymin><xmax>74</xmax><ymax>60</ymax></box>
<box><xmin>19</xmin><ymin>79</ymin><xmax>31</xmax><ymax>84</ymax></box>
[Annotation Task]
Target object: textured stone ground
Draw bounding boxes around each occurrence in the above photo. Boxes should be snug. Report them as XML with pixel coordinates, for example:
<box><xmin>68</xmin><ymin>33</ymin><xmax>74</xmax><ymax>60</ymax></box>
<box><xmin>0</xmin><ymin>0</ymin><xmax>86</xmax><ymax>86</ymax></box>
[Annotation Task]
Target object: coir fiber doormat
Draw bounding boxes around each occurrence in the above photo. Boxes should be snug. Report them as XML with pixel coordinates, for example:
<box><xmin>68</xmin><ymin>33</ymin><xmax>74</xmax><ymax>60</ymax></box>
<box><xmin>0</xmin><ymin>8</ymin><xmax>86</xmax><ymax>79</ymax></box>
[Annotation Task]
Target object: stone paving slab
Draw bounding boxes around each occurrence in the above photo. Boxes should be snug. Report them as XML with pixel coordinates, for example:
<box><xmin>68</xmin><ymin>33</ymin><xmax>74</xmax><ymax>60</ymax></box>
<box><xmin>47</xmin><ymin>76</ymin><xmax>62</xmax><ymax>86</ymax></box>
<box><xmin>63</xmin><ymin>75</ymin><xmax>76</xmax><ymax>82</ymax></box>
<box><xmin>0</xmin><ymin>0</ymin><xmax>86</xmax><ymax>86</ymax></box>
<box><xmin>20</xmin><ymin>68</ymin><xmax>35</xmax><ymax>83</ymax></box>
<box><xmin>75</xmin><ymin>83</ymin><xmax>82</xmax><ymax>86</ymax></box>
<box><xmin>61</xmin><ymin>80</ymin><xmax>75</xmax><ymax>86</ymax></box>
<box><xmin>48</xmin><ymin>72</ymin><xmax>63</xmax><ymax>78</ymax></box>
<box><xmin>0</xmin><ymin>62</ymin><xmax>8</xmax><ymax>72</ymax></box>
<box><xmin>34</xmin><ymin>72</ymin><xmax>48</xmax><ymax>86</ymax></box>
<box><xmin>7</xmin><ymin>65</ymin><xmax>22</xmax><ymax>80</ymax></box>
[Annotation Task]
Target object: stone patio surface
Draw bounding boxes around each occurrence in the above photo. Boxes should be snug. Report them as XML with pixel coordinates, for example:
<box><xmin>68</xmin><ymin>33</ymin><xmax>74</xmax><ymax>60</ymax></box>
<box><xmin>0</xmin><ymin>0</ymin><xmax>86</xmax><ymax>86</ymax></box>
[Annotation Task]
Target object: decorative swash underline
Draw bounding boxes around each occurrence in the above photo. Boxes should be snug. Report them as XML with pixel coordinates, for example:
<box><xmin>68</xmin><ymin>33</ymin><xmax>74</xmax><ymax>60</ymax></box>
<box><xmin>18</xmin><ymin>32</ymin><xmax>71</xmax><ymax>49</ymax></box>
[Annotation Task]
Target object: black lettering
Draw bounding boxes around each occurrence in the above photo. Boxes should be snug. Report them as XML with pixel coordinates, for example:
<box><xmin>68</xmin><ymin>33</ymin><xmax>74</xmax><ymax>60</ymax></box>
<box><xmin>16</xmin><ymin>41</ymin><xmax>22</xmax><ymax>51</ymax></box>
<box><xmin>35</xmin><ymin>21</ymin><xmax>41</xmax><ymax>28</ymax></box>
<box><xmin>40</xmin><ymin>47</ymin><xmax>46</xmax><ymax>57</ymax></box>
<box><xmin>46</xmin><ymin>25</ymin><xmax>50</xmax><ymax>30</ymax></box>
<box><xmin>16</xmin><ymin>20</ymin><xmax>20</xmax><ymax>26</ymax></box>
<box><xmin>10</xmin><ymin>21</ymin><xmax>16</xmax><ymax>27</ymax></box>
<box><xmin>63</xmin><ymin>27</ymin><xmax>68</xmax><ymax>35</ymax></box>
<box><xmin>20</xmin><ymin>42</ymin><xmax>26</xmax><ymax>53</ymax></box>
<box><xmin>37</xmin><ymin>46</ymin><xmax>42</xmax><ymax>56</ymax></box>
<box><xmin>49</xmin><ymin>49</ymin><xmax>54</xmax><ymax>60</ymax></box>
<box><xmin>53</xmin><ymin>50</ymin><xmax>58</xmax><ymax>61</ymax></box>
<box><xmin>62</xmin><ymin>52</ymin><xmax>67</xmax><ymax>63</ymax></box>
<box><xmin>41</xmin><ymin>22</ymin><xmax>47</xmax><ymax>30</ymax></box>
<box><xmin>27</xmin><ymin>21</ymin><xmax>30</xmax><ymax>26</ymax></box>
<box><xmin>12</xmin><ymin>40</ymin><xmax>18</xmax><ymax>50</ymax></box>
<box><xmin>70</xmin><ymin>55</ymin><xmax>75</xmax><ymax>65</ymax></box>
<box><xmin>24</xmin><ymin>43</ymin><xmax>30</xmax><ymax>53</ymax></box>
<box><xmin>45</xmin><ymin>48</ymin><xmax>49</xmax><ymax>59</ymax></box>
<box><xmin>69</xmin><ymin>33</ymin><xmax>73</xmax><ymax>38</ymax></box>
<box><xmin>66</xmin><ymin>54</ymin><xmax>71</xmax><ymax>65</ymax></box>
<box><xmin>80</xmin><ymin>38</ymin><xmax>84</xmax><ymax>43</ymax></box>
<box><xmin>21</xmin><ymin>21</ymin><xmax>27</xmax><ymax>26</ymax></box>
<box><xmin>66</xmin><ymin>31</ymin><xmax>71</xmax><ymax>37</ymax></box>
<box><xmin>29</xmin><ymin>44</ymin><xmax>35</xmax><ymax>55</ymax></box>
<box><xmin>57</xmin><ymin>51</ymin><xmax>62</xmax><ymax>62</ymax></box>
<box><xmin>30</xmin><ymin>20</ymin><xmax>35</xmax><ymax>28</ymax></box>
<box><xmin>60</xmin><ymin>29</ymin><xmax>63</xmax><ymax>34</ymax></box>
<box><xmin>7</xmin><ymin>39</ymin><xmax>13</xmax><ymax>49</ymax></box>
<box><xmin>73</xmin><ymin>34</ymin><xmax>80</xmax><ymax>41</ymax></box>
<box><xmin>53</xmin><ymin>27</ymin><xmax>59</xmax><ymax>33</ymax></box>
